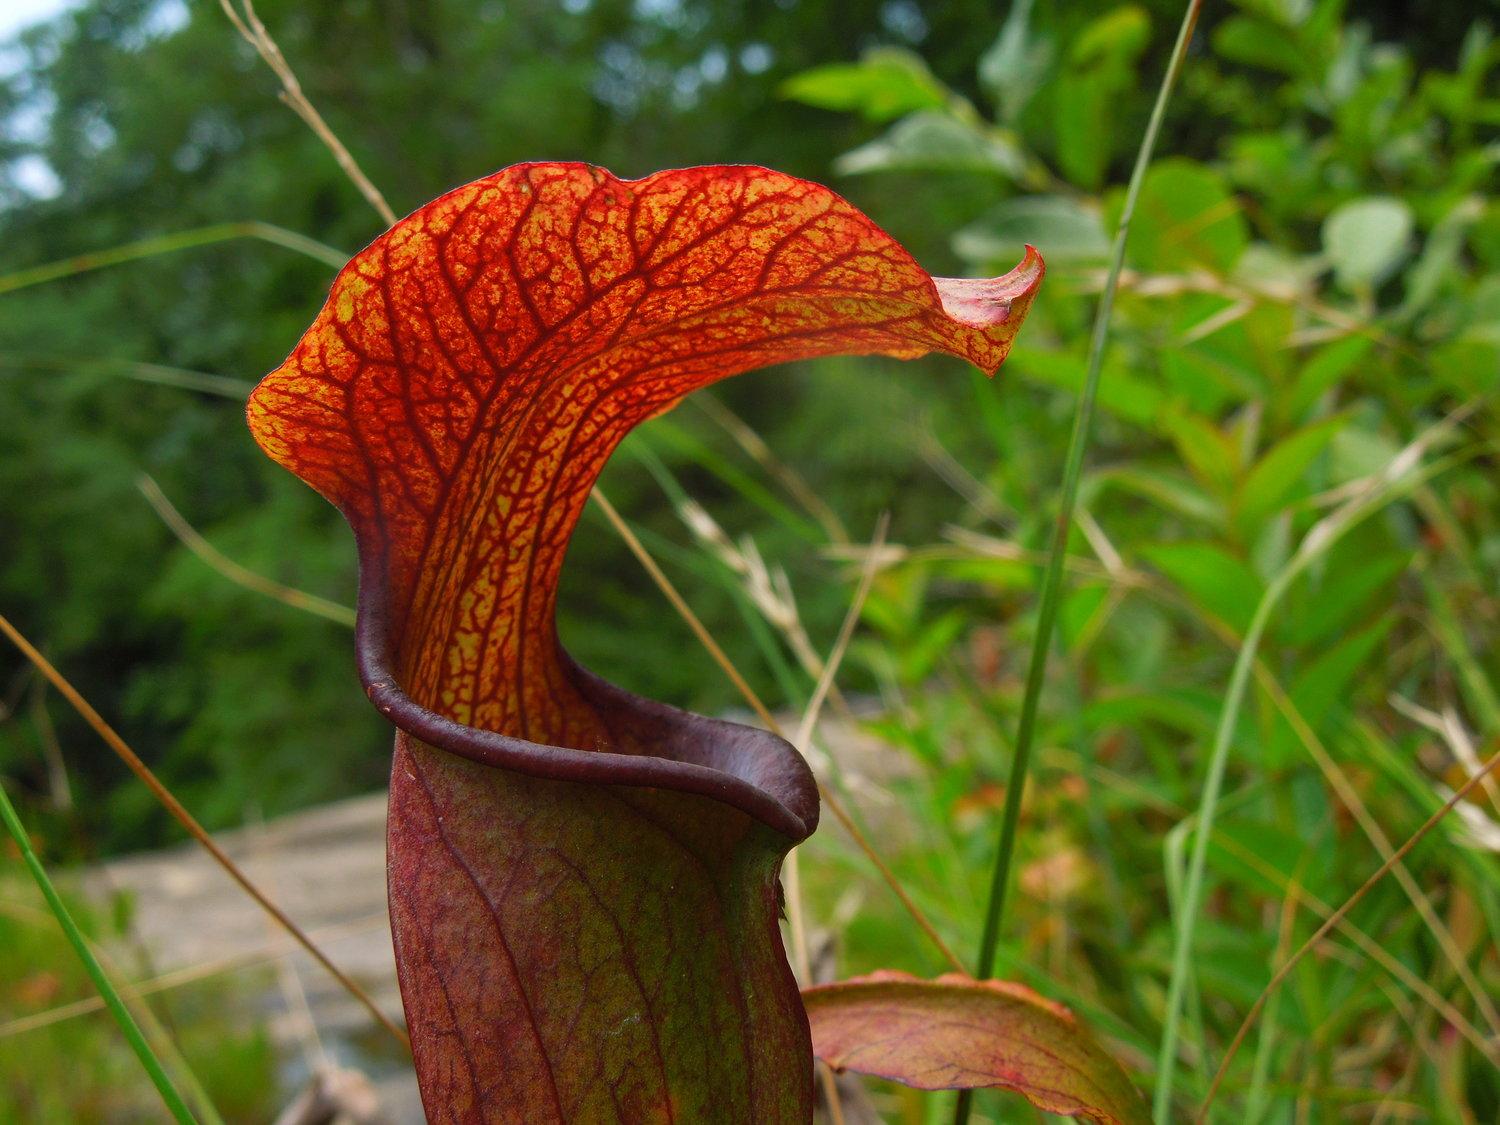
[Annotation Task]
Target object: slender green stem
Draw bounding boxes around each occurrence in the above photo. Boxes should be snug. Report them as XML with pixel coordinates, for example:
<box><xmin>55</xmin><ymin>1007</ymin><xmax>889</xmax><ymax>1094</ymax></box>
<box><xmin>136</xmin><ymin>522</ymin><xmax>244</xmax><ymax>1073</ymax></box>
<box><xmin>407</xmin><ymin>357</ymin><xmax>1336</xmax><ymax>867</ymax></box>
<box><xmin>1153</xmin><ymin>577</ymin><xmax>1282</xmax><ymax>1120</ymax></box>
<box><xmin>0</xmin><ymin>221</ymin><xmax>346</xmax><ymax>296</ymax></box>
<box><xmin>954</xmin><ymin>9</ymin><xmax>1202</xmax><ymax>1120</ymax></box>
<box><xmin>967</xmin><ymin>0</ymin><xmax>1204</xmax><ymax>986</ymax></box>
<box><xmin>0</xmin><ymin>779</ymin><xmax>197</xmax><ymax>1124</ymax></box>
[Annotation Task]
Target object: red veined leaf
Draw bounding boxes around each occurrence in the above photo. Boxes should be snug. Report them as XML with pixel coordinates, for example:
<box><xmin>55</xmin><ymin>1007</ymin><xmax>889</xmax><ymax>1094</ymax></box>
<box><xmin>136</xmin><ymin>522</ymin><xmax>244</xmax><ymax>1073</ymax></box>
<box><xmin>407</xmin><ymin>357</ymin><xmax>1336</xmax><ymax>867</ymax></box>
<box><xmin>247</xmin><ymin>162</ymin><xmax>1042</xmax><ymax>1123</ymax></box>
<box><xmin>803</xmin><ymin>971</ymin><xmax>1148</xmax><ymax>1125</ymax></box>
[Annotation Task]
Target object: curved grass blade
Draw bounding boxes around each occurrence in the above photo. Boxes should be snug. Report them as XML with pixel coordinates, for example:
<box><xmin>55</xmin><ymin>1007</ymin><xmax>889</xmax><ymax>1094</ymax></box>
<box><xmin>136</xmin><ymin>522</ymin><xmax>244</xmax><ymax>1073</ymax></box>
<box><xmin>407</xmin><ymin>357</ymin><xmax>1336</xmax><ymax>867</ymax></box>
<box><xmin>968</xmin><ymin>0</ymin><xmax>1202</xmax><ymax>979</ymax></box>
<box><xmin>0</xmin><ymin>779</ymin><xmax>198</xmax><ymax>1124</ymax></box>
<box><xmin>957</xmin><ymin>7</ymin><xmax>1203</xmax><ymax>1121</ymax></box>
<box><xmin>0</xmin><ymin>613</ymin><xmax>409</xmax><ymax>1052</ymax></box>
<box><xmin>0</xmin><ymin>221</ymin><xmax>345</xmax><ymax>296</ymax></box>
<box><xmin>136</xmin><ymin>474</ymin><xmax>356</xmax><ymax>627</ymax></box>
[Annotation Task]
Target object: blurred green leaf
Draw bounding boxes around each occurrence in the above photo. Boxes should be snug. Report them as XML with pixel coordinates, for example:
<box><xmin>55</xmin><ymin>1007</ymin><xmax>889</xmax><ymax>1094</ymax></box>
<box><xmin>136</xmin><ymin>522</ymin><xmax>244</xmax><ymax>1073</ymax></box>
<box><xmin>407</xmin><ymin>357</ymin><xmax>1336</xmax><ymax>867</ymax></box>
<box><xmin>1283</xmin><ymin>549</ymin><xmax>1409</xmax><ymax>648</ymax></box>
<box><xmin>1004</xmin><ymin>350</ymin><xmax>1164</xmax><ymax>426</ymax></box>
<box><xmin>1164</xmin><ymin>409</ymin><xmax>1239</xmax><ymax>496</ymax></box>
<box><xmin>953</xmin><ymin>195</ymin><xmax>1108</xmax><ymax>267</ymax></box>
<box><xmin>1070</xmin><ymin>4</ymin><xmax>1151</xmax><ymax>66</ymax></box>
<box><xmin>1321</xmin><ymin>196</ymin><xmax>1415</xmax><ymax>290</ymax></box>
<box><xmin>1329</xmin><ymin>423</ymin><xmax>1401</xmax><ymax>484</ymax></box>
<box><xmin>1144</xmin><ymin>541</ymin><xmax>1264</xmax><ymax>633</ymax></box>
<box><xmin>1098</xmin><ymin>466</ymin><xmax>1225</xmax><ymax>526</ymax></box>
<box><xmin>1050</xmin><ymin>5</ymin><xmax>1152</xmax><ymax>189</ymax></box>
<box><xmin>1213</xmin><ymin>15</ymin><xmax>1306</xmax><ymax>76</ymax></box>
<box><xmin>1400</xmin><ymin>195</ymin><xmax>1485</xmax><ymax>319</ymax></box>
<box><xmin>1286</xmin><ymin>336</ymin><xmax>1374</xmax><ymax>421</ymax></box>
<box><xmin>1265</xmin><ymin>617</ymin><xmax>1394</xmax><ymax>767</ymax></box>
<box><xmin>977</xmin><ymin>0</ymin><xmax>1053</xmax><ymax>125</ymax></box>
<box><xmin>1120</xmin><ymin>159</ymin><xmax>1249</xmax><ymax>272</ymax></box>
<box><xmin>835</xmin><ymin>111</ymin><xmax>1027</xmax><ymax>178</ymax></box>
<box><xmin>780</xmin><ymin>48</ymin><xmax>949</xmax><ymax>122</ymax></box>
<box><xmin>1229</xmin><ymin>0</ymin><xmax>1313</xmax><ymax>26</ymax></box>
<box><xmin>1235</xmin><ymin>415</ymin><xmax>1347</xmax><ymax>531</ymax></box>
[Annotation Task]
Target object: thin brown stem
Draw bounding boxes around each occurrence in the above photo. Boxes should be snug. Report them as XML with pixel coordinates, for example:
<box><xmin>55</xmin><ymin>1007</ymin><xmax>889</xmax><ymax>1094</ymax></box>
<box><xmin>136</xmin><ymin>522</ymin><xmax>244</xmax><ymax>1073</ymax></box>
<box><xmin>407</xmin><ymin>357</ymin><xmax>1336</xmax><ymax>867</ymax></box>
<box><xmin>818</xmin><ymin>1066</ymin><xmax>848</xmax><ymax>1125</ymax></box>
<box><xmin>786</xmin><ymin>515</ymin><xmax>887</xmax><ymax>984</ymax></box>
<box><xmin>591</xmin><ymin>488</ymin><xmax>966</xmax><ymax>973</ymax></box>
<box><xmin>591</xmin><ymin>488</ymin><xmax>779</xmax><ymax>732</ymax></box>
<box><xmin>692</xmin><ymin>394</ymin><xmax>849</xmax><ymax>544</ymax></box>
<box><xmin>217</xmin><ymin>0</ymin><xmax>397</xmax><ymax>228</ymax></box>
<box><xmin>0</xmin><ymin>612</ymin><xmax>410</xmax><ymax>1053</ymax></box>
<box><xmin>817</xmin><ymin>786</ymin><xmax>965</xmax><ymax>974</ymax></box>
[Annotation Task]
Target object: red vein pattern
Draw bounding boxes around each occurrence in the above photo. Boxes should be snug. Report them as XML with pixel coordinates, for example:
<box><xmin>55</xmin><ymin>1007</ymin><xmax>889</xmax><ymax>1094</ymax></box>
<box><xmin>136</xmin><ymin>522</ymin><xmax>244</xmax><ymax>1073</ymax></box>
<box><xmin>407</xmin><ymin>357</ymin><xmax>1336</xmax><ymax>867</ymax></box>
<box><xmin>803</xmin><ymin>972</ymin><xmax>1149</xmax><ymax>1124</ymax></box>
<box><xmin>247</xmin><ymin>163</ymin><xmax>1042</xmax><ymax>1124</ymax></box>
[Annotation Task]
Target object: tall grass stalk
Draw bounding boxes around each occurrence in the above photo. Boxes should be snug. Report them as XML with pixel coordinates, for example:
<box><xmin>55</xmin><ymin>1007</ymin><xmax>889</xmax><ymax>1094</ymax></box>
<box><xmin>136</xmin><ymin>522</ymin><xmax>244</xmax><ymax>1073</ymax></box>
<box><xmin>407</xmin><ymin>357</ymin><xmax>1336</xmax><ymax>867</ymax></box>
<box><xmin>955</xmin><ymin>8</ymin><xmax>1202</xmax><ymax>1119</ymax></box>
<box><xmin>968</xmin><ymin>0</ymin><xmax>1203</xmax><ymax>977</ymax></box>
<box><xmin>1153</xmin><ymin>409</ymin><xmax>1477</xmax><ymax>1119</ymax></box>
<box><xmin>0</xmin><ymin>779</ymin><xmax>199</xmax><ymax>1124</ymax></box>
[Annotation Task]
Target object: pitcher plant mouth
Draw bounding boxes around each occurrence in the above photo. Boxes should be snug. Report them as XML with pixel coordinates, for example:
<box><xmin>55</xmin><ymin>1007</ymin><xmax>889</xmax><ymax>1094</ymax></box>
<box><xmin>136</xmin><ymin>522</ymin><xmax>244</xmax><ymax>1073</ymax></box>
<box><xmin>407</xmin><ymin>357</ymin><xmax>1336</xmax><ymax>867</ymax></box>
<box><xmin>247</xmin><ymin>162</ymin><xmax>1040</xmax><ymax>845</ymax></box>
<box><xmin>353</xmin><ymin>541</ymin><xmax>821</xmax><ymax>842</ymax></box>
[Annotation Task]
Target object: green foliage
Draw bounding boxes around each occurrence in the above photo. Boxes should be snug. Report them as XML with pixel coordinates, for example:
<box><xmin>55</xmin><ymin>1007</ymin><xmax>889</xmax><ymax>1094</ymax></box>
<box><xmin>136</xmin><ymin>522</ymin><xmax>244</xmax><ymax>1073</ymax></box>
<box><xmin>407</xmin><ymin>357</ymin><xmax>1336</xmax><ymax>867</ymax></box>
<box><xmin>1</xmin><ymin>0</ymin><xmax>1498</xmax><ymax>1120</ymax></box>
<box><xmin>781</xmin><ymin>2</ymin><xmax>1500</xmax><ymax>1119</ymax></box>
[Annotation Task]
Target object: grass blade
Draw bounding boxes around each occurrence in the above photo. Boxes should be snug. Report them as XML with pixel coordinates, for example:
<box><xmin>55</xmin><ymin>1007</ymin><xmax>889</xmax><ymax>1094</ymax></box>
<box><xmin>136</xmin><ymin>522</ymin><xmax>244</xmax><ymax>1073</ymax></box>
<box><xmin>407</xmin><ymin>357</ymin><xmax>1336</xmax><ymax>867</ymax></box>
<box><xmin>218</xmin><ymin>0</ymin><xmax>396</xmax><ymax>227</ymax></box>
<box><xmin>967</xmin><ymin>0</ymin><xmax>1204</xmax><ymax>982</ymax></box>
<box><xmin>0</xmin><ymin>779</ymin><xmax>198</xmax><ymax>1124</ymax></box>
<box><xmin>0</xmin><ymin>354</ymin><xmax>255</xmax><ymax>399</ymax></box>
<box><xmin>954</xmin><ymin>8</ymin><xmax>1205</xmax><ymax>1116</ymax></box>
<box><xmin>0</xmin><ymin>221</ymin><xmax>346</xmax><ymax>295</ymax></box>
<box><xmin>136</xmin><ymin>474</ymin><xmax>357</xmax><ymax>627</ymax></box>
